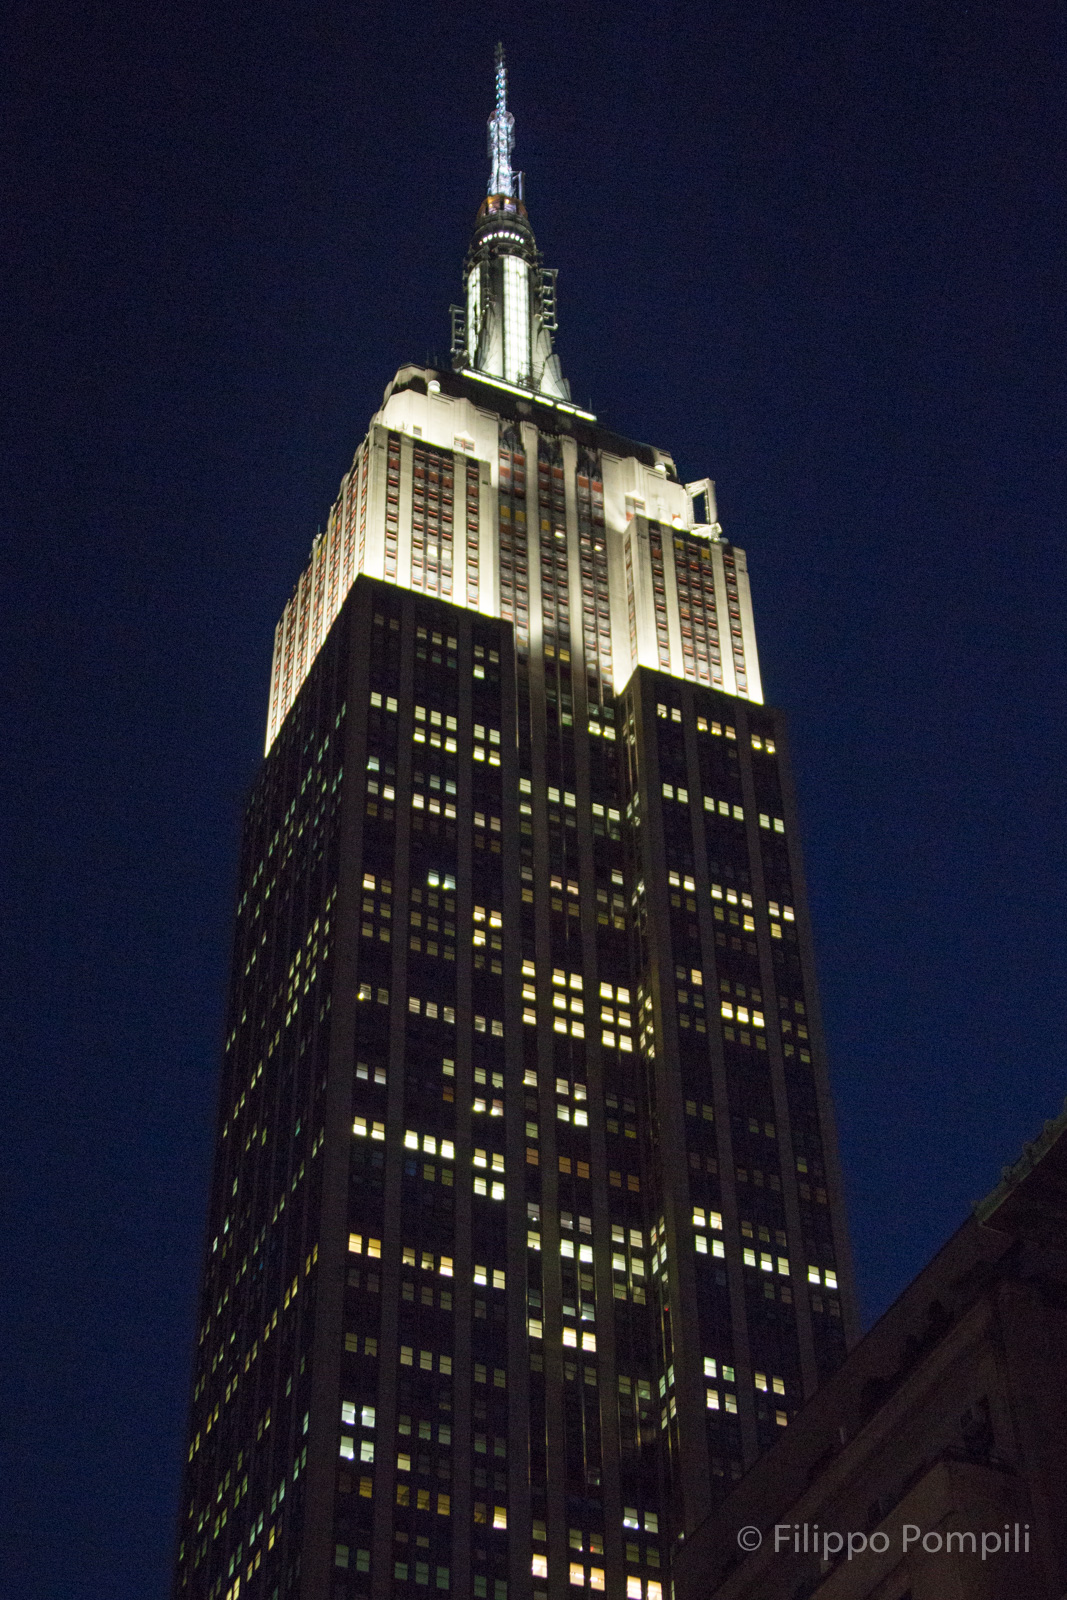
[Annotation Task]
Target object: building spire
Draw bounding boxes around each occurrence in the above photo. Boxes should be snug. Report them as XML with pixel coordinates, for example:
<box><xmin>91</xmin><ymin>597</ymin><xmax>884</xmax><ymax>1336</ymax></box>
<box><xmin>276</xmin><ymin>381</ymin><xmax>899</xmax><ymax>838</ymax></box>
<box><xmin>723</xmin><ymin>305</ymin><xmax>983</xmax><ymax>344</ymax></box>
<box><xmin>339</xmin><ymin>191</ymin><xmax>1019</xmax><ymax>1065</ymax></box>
<box><xmin>487</xmin><ymin>42</ymin><xmax>517</xmax><ymax>198</ymax></box>
<box><xmin>450</xmin><ymin>46</ymin><xmax>568</xmax><ymax>399</ymax></box>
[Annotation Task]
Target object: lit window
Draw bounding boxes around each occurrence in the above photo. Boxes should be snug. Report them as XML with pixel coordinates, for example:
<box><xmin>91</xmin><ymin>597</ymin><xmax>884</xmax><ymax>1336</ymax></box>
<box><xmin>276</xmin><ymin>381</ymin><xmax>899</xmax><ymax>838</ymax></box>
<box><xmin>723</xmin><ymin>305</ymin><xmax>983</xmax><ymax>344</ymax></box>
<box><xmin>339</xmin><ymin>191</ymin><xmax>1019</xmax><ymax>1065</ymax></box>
<box><xmin>503</xmin><ymin>255</ymin><xmax>531</xmax><ymax>383</ymax></box>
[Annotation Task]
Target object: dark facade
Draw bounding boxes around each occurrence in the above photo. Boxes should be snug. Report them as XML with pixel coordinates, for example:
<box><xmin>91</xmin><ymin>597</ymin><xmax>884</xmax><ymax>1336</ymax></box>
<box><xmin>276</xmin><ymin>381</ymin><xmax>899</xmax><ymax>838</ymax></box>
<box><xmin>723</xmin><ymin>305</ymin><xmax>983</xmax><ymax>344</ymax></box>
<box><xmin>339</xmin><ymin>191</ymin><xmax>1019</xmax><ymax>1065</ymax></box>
<box><xmin>174</xmin><ymin>569</ymin><xmax>857</xmax><ymax>1600</ymax></box>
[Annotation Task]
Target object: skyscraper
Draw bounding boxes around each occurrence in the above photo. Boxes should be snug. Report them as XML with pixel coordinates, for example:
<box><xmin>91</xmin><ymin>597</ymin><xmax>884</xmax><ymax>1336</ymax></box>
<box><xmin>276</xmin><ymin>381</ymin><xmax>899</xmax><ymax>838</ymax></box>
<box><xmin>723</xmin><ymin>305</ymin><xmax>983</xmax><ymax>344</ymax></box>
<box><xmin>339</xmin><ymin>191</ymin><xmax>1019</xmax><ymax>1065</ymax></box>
<box><xmin>174</xmin><ymin>48</ymin><xmax>858</xmax><ymax>1600</ymax></box>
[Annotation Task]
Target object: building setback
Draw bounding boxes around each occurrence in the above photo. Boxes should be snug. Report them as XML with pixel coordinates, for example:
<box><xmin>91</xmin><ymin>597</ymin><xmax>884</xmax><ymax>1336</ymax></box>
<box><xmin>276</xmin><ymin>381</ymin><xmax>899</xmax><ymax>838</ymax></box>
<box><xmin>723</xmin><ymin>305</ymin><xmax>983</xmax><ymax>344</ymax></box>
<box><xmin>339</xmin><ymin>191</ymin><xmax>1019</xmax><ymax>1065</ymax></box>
<box><xmin>173</xmin><ymin>49</ymin><xmax>858</xmax><ymax>1600</ymax></box>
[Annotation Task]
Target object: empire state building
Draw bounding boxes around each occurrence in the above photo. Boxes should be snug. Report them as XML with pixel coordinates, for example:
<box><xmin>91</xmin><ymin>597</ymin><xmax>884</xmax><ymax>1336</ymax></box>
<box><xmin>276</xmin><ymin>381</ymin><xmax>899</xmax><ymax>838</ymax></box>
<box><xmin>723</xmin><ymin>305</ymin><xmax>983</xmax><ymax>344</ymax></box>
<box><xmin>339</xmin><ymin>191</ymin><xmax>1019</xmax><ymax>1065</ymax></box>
<box><xmin>174</xmin><ymin>48</ymin><xmax>858</xmax><ymax>1600</ymax></box>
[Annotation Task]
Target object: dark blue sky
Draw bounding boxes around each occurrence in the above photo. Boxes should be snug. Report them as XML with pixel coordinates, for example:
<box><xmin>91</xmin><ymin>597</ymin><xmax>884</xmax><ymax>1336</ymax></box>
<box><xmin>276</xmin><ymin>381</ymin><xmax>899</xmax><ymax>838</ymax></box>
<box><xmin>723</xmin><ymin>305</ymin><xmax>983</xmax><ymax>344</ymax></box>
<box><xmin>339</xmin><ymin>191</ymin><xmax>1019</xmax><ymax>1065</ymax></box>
<box><xmin>3</xmin><ymin>2</ymin><xmax>1065</xmax><ymax>1596</ymax></box>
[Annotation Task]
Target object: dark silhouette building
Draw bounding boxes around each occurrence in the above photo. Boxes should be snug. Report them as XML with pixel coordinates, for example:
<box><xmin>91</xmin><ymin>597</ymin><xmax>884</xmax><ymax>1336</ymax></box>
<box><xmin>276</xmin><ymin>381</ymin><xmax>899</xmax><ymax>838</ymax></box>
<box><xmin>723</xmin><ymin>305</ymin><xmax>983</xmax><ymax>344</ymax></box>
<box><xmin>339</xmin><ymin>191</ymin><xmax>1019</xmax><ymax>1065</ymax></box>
<box><xmin>174</xmin><ymin>50</ymin><xmax>858</xmax><ymax>1600</ymax></box>
<box><xmin>671</xmin><ymin>1104</ymin><xmax>1067</xmax><ymax>1600</ymax></box>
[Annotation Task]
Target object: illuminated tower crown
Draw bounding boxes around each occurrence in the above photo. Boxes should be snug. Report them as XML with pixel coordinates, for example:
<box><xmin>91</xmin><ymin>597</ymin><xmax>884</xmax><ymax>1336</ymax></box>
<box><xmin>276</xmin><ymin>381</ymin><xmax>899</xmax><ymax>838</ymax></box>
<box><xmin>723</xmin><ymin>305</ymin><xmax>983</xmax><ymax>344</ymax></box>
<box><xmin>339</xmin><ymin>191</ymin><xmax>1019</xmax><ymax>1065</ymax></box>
<box><xmin>450</xmin><ymin>45</ymin><xmax>569</xmax><ymax>400</ymax></box>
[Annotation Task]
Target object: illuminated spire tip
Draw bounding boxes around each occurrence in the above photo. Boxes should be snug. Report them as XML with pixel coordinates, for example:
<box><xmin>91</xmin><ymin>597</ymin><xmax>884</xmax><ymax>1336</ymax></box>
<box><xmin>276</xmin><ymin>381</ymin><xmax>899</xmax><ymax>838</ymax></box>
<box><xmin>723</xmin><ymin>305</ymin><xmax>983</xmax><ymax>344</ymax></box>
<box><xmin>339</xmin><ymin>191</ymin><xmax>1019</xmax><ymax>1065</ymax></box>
<box><xmin>487</xmin><ymin>42</ymin><xmax>517</xmax><ymax>197</ymax></box>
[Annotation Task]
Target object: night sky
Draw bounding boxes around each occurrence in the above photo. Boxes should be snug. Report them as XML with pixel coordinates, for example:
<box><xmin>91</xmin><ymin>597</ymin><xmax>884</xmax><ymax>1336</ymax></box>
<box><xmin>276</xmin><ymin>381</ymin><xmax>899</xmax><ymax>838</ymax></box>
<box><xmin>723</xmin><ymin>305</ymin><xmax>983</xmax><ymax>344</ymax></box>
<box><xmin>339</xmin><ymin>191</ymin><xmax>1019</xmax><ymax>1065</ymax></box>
<box><xmin>3</xmin><ymin>2</ymin><xmax>1066</xmax><ymax>1595</ymax></box>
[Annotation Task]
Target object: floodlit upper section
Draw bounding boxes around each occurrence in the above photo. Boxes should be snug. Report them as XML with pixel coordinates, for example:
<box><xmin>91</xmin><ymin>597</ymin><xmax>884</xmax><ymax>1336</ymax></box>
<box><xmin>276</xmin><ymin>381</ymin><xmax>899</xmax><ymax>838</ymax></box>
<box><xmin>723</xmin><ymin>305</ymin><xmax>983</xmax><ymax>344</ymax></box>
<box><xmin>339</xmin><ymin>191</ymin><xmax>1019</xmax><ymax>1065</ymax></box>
<box><xmin>264</xmin><ymin>363</ymin><xmax>763</xmax><ymax>753</ymax></box>
<box><xmin>450</xmin><ymin>46</ymin><xmax>569</xmax><ymax>401</ymax></box>
<box><xmin>263</xmin><ymin>55</ymin><xmax>765</xmax><ymax>752</ymax></box>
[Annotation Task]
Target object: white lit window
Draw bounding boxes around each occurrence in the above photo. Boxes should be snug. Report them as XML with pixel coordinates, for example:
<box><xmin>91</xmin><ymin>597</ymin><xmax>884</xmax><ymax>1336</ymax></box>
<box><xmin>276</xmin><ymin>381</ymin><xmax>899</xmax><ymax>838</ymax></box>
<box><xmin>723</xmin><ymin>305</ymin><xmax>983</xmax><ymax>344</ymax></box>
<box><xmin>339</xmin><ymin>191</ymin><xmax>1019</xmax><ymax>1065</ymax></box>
<box><xmin>467</xmin><ymin>266</ymin><xmax>482</xmax><ymax>362</ymax></box>
<box><xmin>503</xmin><ymin>255</ymin><xmax>530</xmax><ymax>384</ymax></box>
